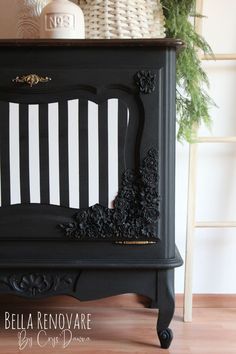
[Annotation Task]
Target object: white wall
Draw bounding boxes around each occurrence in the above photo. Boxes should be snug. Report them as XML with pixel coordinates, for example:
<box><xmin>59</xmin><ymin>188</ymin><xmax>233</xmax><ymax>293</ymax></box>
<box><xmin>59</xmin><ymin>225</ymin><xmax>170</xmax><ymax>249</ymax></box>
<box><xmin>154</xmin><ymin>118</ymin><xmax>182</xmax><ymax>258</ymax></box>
<box><xmin>0</xmin><ymin>0</ymin><xmax>17</xmax><ymax>38</ymax></box>
<box><xmin>1</xmin><ymin>0</ymin><xmax>236</xmax><ymax>294</ymax></box>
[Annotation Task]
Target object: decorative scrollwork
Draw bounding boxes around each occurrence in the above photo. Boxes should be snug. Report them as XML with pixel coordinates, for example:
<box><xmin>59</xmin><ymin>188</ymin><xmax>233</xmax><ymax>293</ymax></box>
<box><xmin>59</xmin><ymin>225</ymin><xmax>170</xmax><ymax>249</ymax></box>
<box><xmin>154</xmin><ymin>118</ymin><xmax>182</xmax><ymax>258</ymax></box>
<box><xmin>0</xmin><ymin>273</ymin><xmax>73</xmax><ymax>296</ymax></box>
<box><xmin>59</xmin><ymin>148</ymin><xmax>160</xmax><ymax>242</ymax></box>
<box><xmin>135</xmin><ymin>70</ymin><xmax>157</xmax><ymax>94</ymax></box>
<box><xmin>12</xmin><ymin>74</ymin><xmax>51</xmax><ymax>87</ymax></box>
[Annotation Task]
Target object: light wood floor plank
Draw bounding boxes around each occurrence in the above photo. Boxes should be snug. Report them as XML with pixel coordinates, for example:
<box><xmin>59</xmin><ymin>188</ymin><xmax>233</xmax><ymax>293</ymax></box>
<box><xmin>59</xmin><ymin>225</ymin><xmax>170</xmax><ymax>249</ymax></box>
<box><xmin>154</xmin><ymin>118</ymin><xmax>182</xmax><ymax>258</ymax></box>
<box><xmin>0</xmin><ymin>295</ymin><xmax>235</xmax><ymax>353</ymax></box>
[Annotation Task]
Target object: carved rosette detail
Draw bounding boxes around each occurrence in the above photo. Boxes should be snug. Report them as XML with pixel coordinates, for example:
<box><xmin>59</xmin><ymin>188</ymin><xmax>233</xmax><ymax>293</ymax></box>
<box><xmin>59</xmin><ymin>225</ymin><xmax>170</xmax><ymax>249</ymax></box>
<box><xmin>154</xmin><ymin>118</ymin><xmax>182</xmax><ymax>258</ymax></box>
<box><xmin>135</xmin><ymin>70</ymin><xmax>157</xmax><ymax>94</ymax></box>
<box><xmin>60</xmin><ymin>148</ymin><xmax>160</xmax><ymax>241</ymax></box>
<box><xmin>0</xmin><ymin>273</ymin><xmax>73</xmax><ymax>296</ymax></box>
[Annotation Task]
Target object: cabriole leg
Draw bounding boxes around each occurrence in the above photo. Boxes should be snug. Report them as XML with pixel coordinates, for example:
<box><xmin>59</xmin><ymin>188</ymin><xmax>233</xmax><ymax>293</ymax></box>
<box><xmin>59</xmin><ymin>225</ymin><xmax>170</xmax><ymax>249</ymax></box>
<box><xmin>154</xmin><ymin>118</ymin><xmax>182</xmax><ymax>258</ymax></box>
<box><xmin>155</xmin><ymin>269</ymin><xmax>175</xmax><ymax>349</ymax></box>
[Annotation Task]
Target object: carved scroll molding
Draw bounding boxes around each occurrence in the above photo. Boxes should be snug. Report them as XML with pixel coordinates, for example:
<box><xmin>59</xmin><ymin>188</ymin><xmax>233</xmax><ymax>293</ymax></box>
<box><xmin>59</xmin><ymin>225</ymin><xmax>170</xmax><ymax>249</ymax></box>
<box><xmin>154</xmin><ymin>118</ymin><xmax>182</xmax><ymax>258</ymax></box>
<box><xmin>0</xmin><ymin>273</ymin><xmax>74</xmax><ymax>296</ymax></box>
<box><xmin>60</xmin><ymin>148</ymin><xmax>160</xmax><ymax>242</ymax></box>
<box><xmin>135</xmin><ymin>70</ymin><xmax>157</xmax><ymax>94</ymax></box>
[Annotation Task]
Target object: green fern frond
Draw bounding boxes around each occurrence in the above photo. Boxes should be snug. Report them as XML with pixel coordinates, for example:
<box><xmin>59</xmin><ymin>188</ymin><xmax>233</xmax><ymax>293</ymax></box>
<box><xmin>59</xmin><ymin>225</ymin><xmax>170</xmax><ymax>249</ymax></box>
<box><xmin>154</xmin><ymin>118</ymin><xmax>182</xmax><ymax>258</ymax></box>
<box><xmin>161</xmin><ymin>0</ymin><xmax>215</xmax><ymax>142</ymax></box>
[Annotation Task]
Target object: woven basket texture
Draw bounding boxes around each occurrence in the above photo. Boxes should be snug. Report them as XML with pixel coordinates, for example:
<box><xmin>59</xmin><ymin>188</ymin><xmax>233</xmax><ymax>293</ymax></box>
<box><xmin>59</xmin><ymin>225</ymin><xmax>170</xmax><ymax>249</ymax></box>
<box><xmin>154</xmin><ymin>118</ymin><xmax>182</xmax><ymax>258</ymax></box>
<box><xmin>78</xmin><ymin>0</ymin><xmax>165</xmax><ymax>39</ymax></box>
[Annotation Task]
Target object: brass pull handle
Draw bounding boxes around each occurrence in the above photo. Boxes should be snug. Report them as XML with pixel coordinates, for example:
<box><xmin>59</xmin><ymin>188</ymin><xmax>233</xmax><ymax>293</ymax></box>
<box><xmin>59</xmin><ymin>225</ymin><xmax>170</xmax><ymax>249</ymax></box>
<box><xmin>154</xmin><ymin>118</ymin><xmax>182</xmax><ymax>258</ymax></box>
<box><xmin>12</xmin><ymin>74</ymin><xmax>52</xmax><ymax>87</ymax></box>
<box><xmin>115</xmin><ymin>241</ymin><xmax>157</xmax><ymax>245</ymax></box>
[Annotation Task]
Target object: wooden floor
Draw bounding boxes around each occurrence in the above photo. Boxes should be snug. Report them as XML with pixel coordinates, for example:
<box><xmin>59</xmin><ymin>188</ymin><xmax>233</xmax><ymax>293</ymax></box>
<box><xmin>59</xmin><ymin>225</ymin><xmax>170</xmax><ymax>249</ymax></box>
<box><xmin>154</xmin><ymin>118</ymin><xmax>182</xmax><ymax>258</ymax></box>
<box><xmin>0</xmin><ymin>295</ymin><xmax>235</xmax><ymax>354</ymax></box>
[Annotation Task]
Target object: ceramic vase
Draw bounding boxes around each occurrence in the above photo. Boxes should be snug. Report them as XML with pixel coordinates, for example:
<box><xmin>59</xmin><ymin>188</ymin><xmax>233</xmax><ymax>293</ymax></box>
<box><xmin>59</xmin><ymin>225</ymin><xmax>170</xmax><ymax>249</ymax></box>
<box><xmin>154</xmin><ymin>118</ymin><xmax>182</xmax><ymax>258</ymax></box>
<box><xmin>16</xmin><ymin>0</ymin><xmax>50</xmax><ymax>38</ymax></box>
<box><xmin>40</xmin><ymin>0</ymin><xmax>85</xmax><ymax>39</ymax></box>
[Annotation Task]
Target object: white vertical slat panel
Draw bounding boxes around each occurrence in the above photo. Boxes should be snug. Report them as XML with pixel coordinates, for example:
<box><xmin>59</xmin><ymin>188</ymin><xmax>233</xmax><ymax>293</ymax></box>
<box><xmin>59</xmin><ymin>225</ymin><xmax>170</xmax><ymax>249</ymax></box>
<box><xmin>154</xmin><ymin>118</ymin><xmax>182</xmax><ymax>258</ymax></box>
<box><xmin>9</xmin><ymin>102</ymin><xmax>21</xmax><ymax>205</ymax></box>
<box><xmin>88</xmin><ymin>101</ymin><xmax>99</xmax><ymax>206</ymax></box>
<box><xmin>68</xmin><ymin>99</ymin><xmax>80</xmax><ymax>208</ymax></box>
<box><xmin>108</xmin><ymin>98</ymin><xmax>119</xmax><ymax>208</ymax></box>
<box><xmin>28</xmin><ymin>104</ymin><xmax>40</xmax><ymax>203</ymax></box>
<box><xmin>2</xmin><ymin>98</ymin><xmax>125</xmax><ymax>209</ymax></box>
<box><xmin>48</xmin><ymin>102</ymin><xmax>60</xmax><ymax>206</ymax></box>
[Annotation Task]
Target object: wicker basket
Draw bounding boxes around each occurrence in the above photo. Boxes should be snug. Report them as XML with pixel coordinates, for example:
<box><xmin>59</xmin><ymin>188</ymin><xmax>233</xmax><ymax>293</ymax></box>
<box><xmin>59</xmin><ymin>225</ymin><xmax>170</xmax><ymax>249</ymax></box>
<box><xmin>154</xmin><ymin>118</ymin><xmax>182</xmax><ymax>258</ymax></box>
<box><xmin>78</xmin><ymin>0</ymin><xmax>165</xmax><ymax>39</ymax></box>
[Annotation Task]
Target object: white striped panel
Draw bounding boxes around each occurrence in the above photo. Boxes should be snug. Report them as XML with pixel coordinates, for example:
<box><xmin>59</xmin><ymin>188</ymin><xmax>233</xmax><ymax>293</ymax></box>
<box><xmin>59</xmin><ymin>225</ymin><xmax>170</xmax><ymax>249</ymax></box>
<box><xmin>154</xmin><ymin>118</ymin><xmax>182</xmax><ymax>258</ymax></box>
<box><xmin>9</xmin><ymin>103</ymin><xmax>21</xmax><ymax>205</ymax></box>
<box><xmin>0</xmin><ymin>98</ymin><xmax>127</xmax><ymax>210</ymax></box>
<box><xmin>88</xmin><ymin>101</ymin><xmax>99</xmax><ymax>206</ymax></box>
<box><xmin>108</xmin><ymin>98</ymin><xmax>119</xmax><ymax>208</ymax></box>
<box><xmin>48</xmin><ymin>102</ymin><xmax>60</xmax><ymax>206</ymax></box>
<box><xmin>28</xmin><ymin>105</ymin><xmax>40</xmax><ymax>203</ymax></box>
<box><xmin>68</xmin><ymin>99</ymin><xmax>80</xmax><ymax>209</ymax></box>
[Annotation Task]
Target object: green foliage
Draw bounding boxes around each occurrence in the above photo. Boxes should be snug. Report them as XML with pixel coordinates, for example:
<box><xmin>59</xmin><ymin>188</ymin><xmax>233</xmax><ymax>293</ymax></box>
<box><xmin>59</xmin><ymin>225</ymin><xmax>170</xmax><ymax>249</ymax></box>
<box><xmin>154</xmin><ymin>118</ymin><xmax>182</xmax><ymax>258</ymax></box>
<box><xmin>161</xmin><ymin>0</ymin><xmax>215</xmax><ymax>142</ymax></box>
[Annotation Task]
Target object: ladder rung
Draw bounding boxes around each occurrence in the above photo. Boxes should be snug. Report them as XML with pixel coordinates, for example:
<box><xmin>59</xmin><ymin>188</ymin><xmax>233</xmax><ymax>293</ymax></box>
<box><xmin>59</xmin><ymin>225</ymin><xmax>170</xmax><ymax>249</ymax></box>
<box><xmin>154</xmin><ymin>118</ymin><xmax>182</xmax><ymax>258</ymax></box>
<box><xmin>196</xmin><ymin>136</ymin><xmax>236</xmax><ymax>143</ymax></box>
<box><xmin>195</xmin><ymin>221</ymin><xmax>236</xmax><ymax>228</ymax></box>
<box><xmin>201</xmin><ymin>53</ymin><xmax>236</xmax><ymax>60</ymax></box>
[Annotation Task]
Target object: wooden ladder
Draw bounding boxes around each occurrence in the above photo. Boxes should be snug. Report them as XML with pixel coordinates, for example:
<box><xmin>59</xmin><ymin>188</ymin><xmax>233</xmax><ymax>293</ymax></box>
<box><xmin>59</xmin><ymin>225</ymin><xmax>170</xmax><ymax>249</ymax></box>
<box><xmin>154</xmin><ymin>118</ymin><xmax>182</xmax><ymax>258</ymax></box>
<box><xmin>183</xmin><ymin>0</ymin><xmax>236</xmax><ymax>322</ymax></box>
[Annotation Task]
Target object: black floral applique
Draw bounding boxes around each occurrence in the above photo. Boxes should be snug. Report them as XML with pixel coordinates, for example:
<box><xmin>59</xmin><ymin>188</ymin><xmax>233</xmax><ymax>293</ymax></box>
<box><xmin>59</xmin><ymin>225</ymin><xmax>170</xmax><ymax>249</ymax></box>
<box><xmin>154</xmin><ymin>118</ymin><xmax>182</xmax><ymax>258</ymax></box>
<box><xmin>135</xmin><ymin>70</ymin><xmax>157</xmax><ymax>94</ymax></box>
<box><xmin>59</xmin><ymin>149</ymin><xmax>160</xmax><ymax>241</ymax></box>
